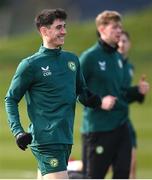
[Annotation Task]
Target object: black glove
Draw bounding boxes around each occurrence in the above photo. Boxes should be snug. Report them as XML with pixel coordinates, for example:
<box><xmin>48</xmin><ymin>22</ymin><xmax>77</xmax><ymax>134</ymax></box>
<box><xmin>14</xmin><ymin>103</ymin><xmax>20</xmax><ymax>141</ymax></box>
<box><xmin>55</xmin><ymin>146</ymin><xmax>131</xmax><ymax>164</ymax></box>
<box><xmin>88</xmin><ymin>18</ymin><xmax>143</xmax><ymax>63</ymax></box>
<box><xmin>16</xmin><ymin>132</ymin><xmax>32</xmax><ymax>151</ymax></box>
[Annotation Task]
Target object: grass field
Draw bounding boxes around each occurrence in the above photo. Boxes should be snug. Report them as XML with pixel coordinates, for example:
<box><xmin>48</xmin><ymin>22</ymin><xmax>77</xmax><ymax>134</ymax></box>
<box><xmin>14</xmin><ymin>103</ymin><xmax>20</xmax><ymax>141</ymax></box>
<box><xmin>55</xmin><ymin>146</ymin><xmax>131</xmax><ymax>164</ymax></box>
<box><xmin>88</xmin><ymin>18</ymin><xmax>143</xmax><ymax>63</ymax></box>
<box><xmin>0</xmin><ymin>7</ymin><xmax>152</xmax><ymax>178</ymax></box>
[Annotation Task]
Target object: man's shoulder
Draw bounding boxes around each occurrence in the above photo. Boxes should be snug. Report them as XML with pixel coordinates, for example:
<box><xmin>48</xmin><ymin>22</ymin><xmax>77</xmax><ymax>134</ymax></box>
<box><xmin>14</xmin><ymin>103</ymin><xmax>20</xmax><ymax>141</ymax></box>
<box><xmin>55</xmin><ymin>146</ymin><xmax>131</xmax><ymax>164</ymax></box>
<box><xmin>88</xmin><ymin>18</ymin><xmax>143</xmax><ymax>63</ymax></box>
<box><xmin>62</xmin><ymin>50</ymin><xmax>79</xmax><ymax>62</ymax></box>
<box><xmin>126</xmin><ymin>58</ymin><xmax>134</xmax><ymax>68</ymax></box>
<box><xmin>116</xmin><ymin>51</ymin><xmax>123</xmax><ymax>58</ymax></box>
<box><xmin>127</xmin><ymin>61</ymin><xmax>134</xmax><ymax>71</ymax></box>
<box><xmin>23</xmin><ymin>52</ymin><xmax>42</xmax><ymax>63</ymax></box>
<box><xmin>62</xmin><ymin>50</ymin><xmax>78</xmax><ymax>57</ymax></box>
<box><xmin>84</xmin><ymin>43</ymin><xmax>99</xmax><ymax>53</ymax></box>
<box><xmin>16</xmin><ymin>52</ymin><xmax>41</xmax><ymax>72</ymax></box>
<box><xmin>80</xmin><ymin>43</ymin><xmax>100</xmax><ymax>61</ymax></box>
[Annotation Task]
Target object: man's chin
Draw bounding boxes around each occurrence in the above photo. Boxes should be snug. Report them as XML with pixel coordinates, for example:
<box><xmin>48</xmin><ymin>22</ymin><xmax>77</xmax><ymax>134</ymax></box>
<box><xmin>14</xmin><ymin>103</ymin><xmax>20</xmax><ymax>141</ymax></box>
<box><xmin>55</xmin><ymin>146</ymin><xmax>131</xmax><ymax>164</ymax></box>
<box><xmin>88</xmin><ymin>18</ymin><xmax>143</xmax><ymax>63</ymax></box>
<box><xmin>57</xmin><ymin>41</ymin><xmax>64</xmax><ymax>47</ymax></box>
<box><xmin>56</xmin><ymin>44</ymin><xmax>64</xmax><ymax>48</ymax></box>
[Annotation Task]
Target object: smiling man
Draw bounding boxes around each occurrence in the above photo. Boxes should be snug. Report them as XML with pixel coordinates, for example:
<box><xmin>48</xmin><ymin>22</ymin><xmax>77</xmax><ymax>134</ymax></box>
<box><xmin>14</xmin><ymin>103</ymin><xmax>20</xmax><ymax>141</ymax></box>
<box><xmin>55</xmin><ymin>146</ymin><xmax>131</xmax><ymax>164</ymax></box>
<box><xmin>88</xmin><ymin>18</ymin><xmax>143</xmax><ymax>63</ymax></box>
<box><xmin>5</xmin><ymin>9</ymin><xmax>107</xmax><ymax>179</ymax></box>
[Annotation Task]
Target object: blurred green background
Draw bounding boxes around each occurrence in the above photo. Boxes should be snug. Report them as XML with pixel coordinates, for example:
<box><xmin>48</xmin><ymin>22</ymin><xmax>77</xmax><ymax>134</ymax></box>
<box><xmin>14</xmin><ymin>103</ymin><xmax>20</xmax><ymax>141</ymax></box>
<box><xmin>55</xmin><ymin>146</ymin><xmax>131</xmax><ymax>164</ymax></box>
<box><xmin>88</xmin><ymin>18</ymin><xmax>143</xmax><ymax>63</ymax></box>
<box><xmin>0</xmin><ymin>7</ymin><xmax>152</xmax><ymax>178</ymax></box>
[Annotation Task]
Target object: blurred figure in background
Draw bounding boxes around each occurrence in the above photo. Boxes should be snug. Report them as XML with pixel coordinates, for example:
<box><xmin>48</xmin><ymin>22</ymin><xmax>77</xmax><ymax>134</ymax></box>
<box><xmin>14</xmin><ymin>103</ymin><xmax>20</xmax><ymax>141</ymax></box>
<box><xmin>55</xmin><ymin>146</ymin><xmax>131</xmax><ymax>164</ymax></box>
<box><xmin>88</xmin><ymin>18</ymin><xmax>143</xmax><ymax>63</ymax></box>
<box><xmin>79</xmin><ymin>10</ymin><xmax>149</xmax><ymax>179</ymax></box>
<box><xmin>118</xmin><ymin>31</ymin><xmax>136</xmax><ymax>179</ymax></box>
<box><xmin>68</xmin><ymin>30</ymin><xmax>150</xmax><ymax>179</ymax></box>
<box><xmin>117</xmin><ymin>30</ymin><xmax>148</xmax><ymax>179</ymax></box>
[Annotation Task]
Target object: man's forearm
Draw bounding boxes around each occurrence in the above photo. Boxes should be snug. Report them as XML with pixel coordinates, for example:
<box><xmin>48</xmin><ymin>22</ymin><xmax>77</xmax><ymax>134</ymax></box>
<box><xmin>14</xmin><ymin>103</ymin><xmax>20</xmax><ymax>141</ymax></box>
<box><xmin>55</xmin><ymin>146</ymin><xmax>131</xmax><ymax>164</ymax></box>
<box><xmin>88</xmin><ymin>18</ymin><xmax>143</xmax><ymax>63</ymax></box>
<box><xmin>124</xmin><ymin>86</ymin><xmax>145</xmax><ymax>103</ymax></box>
<box><xmin>78</xmin><ymin>88</ymin><xmax>101</xmax><ymax>108</ymax></box>
<box><xmin>5</xmin><ymin>96</ymin><xmax>24</xmax><ymax>136</ymax></box>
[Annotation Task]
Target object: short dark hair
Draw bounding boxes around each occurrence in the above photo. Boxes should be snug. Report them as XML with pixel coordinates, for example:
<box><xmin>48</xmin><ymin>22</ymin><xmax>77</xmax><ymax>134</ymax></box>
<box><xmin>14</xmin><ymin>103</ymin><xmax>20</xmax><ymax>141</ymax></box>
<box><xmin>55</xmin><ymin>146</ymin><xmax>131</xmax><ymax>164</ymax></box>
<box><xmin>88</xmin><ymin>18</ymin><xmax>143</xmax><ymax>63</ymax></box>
<box><xmin>121</xmin><ymin>30</ymin><xmax>130</xmax><ymax>40</ymax></box>
<box><xmin>35</xmin><ymin>8</ymin><xmax>67</xmax><ymax>30</ymax></box>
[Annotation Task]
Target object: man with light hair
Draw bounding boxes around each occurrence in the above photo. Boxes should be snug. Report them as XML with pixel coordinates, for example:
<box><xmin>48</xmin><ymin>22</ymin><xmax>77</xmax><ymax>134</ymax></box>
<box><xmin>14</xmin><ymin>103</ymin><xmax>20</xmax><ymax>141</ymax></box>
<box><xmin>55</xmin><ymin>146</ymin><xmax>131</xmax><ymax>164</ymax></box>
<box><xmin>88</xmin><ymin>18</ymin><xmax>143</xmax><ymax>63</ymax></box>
<box><xmin>80</xmin><ymin>10</ymin><xmax>149</xmax><ymax>179</ymax></box>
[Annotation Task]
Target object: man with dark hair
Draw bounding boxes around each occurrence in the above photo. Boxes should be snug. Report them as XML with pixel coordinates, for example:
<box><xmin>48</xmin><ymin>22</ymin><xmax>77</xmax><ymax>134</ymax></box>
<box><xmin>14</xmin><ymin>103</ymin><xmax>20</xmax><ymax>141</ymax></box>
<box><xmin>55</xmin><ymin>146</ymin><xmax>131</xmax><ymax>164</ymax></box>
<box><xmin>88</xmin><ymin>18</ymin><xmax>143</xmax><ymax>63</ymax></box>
<box><xmin>80</xmin><ymin>10</ymin><xmax>149</xmax><ymax>179</ymax></box>
<box><xmin>5</xmin><ymin>9</ymin><xmax>115</xmax><ymax>179</ymax></box>
<box><xmin>118</xmin><ymin>30</ymin><xmax>148</xmax><ymax>179</ymax></box>
<box><xmin>35</xmin><ymin>8</ymin><xmax>67</xmax><ymax>30</ymax></box>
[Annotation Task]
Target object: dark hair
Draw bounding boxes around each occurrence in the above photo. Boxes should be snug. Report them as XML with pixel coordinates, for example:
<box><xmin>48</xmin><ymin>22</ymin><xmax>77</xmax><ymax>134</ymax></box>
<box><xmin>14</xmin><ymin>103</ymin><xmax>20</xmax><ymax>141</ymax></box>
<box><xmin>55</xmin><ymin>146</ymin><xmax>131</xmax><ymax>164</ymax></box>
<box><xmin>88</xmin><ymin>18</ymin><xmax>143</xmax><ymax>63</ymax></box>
<box><xmin>121</xmin><ymin>30</ymin><xmax>130</xmax><ymax>40</ymax></box>
<box><xmin>35</xmin><ymin>8</ymin><xmax>67</xmax><ymax>30</ymax></box>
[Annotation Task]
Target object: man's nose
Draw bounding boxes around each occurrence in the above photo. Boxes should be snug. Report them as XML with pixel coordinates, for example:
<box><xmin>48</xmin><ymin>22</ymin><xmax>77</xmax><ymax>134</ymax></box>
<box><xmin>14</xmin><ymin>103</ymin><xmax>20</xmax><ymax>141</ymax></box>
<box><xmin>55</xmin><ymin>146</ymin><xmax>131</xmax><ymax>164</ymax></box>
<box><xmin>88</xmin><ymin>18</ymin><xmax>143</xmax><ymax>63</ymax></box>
<box><xmin>61</xmin><ymin>27</ymin><xmax>66</xmax><ymax>34</ymax></box>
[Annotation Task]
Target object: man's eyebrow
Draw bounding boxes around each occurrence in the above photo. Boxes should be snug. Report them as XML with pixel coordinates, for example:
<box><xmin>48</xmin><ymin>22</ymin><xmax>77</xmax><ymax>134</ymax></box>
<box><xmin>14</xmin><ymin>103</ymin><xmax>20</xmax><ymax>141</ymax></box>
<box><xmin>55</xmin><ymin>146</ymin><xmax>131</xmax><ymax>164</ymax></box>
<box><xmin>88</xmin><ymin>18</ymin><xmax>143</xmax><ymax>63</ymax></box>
<box><xmin>55</xmin><ymin>23</ymin><xmax>66</xmax><ymax>27</ymax></box>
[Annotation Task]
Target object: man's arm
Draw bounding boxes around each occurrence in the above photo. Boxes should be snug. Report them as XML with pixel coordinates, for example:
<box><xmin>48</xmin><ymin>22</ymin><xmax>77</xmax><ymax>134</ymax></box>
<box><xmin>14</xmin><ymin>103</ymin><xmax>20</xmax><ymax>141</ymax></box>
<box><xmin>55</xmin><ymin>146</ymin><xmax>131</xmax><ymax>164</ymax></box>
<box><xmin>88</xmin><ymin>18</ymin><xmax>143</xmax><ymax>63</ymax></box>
<box><xmin>76</xmin><ymin>59</ymin><xmax>116</xmax><ymax>110</ymax></box>
<box><xmin>123</xmin><ymin>75</ymin><xmax>149</xmax><ymax>103</ymax></box>
<box><xmin>124</xmin><ymin>86</ymin><xmax>144</xmax><ymax>103</ymax></box>
<box><xmin>5</xmin><ymin>59</ymin><xmax>34</xmax><ymax>150</ymax></box>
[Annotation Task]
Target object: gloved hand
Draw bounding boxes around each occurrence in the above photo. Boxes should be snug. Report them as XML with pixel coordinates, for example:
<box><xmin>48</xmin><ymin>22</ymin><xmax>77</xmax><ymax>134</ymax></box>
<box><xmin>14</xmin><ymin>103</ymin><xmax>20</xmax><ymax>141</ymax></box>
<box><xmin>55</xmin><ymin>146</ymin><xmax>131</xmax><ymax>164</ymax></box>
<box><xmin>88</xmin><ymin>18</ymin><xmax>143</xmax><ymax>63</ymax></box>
<box><xmin>16</xmin><ymin>132</ymin><xmax>32</xmax><ymax>151</ymax></box>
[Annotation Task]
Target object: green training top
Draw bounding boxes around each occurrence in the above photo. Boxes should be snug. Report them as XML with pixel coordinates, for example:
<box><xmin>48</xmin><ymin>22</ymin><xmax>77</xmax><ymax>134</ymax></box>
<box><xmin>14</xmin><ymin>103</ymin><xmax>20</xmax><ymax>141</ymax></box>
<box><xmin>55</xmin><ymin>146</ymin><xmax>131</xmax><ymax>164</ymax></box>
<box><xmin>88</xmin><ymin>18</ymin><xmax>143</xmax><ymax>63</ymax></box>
<box><xmin>123</xmin><ymin>59</ymin><xmax>134</xmax><ymax>89</ymax></box>
<box><xmin>123</xmin><ymin>59</ymin><xmax>135</xmax><ymax>122</ymax></box>
<box><xmin>80</xmin><ymin>41</ymin><xmax>129</xmax><ymax>133</ymax></box>
<box><xmin>5</xmin><ymin>45</ymin><xmax>91</xmax><ymax>146</ymax></box>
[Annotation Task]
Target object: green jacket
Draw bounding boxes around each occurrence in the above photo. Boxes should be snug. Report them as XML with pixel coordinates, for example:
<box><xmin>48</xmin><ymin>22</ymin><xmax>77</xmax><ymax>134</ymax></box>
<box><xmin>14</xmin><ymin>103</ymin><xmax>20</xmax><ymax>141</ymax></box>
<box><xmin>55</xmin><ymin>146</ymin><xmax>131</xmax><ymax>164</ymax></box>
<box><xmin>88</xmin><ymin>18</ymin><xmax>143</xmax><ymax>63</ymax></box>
<box><xmin>5</xmin><ymin>46</ymin><xmax>100</xmax><ymax>146</ymax></box>
<box><xmin>80</xmin><ymin>41</ymin><xmax>132</xmax><ymax>133</ymax></box>
<box><xmin>122</xmin><ymin>59</ymin><xmax>134</xmax><ymax>90</ymax></box>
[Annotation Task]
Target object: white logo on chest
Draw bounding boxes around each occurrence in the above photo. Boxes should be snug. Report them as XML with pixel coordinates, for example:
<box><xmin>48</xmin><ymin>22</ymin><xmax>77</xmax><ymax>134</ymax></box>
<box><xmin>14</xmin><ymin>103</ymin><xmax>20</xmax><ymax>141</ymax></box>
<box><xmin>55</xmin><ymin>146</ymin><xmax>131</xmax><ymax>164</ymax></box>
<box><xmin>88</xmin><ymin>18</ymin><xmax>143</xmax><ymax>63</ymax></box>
<box><xmin>98</xmin><ymin>61</ymin><xmax>106</xmax><ymax>71</ymax></box>
<box><xmin>41</xmin><ymin>66</ymin><xmax>52</xmax><ymax>76</ymax></box>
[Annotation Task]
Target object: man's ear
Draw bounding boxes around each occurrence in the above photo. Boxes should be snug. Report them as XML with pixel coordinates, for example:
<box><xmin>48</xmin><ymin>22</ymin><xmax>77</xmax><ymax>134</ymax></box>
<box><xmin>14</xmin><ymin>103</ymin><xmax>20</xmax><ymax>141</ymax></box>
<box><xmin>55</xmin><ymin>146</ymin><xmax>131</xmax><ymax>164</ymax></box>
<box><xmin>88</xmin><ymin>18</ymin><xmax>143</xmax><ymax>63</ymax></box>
<box><xmin>39</xmin><ymin>26</ymin><xmax>48</xmax><ymax>37</ymax></box>
<box><xmin>97</xmin><ymin>25</ymin><xmax>105</xmax><ymax>35</ymax></box>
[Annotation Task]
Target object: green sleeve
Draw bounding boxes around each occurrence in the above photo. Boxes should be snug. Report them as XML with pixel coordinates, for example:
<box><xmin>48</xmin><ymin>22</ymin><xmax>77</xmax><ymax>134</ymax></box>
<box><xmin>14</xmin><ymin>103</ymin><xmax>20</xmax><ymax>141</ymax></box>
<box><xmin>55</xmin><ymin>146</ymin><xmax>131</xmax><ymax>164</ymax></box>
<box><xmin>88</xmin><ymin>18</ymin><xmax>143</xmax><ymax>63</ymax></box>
<box><xmin>76</xmin><ymin>59</ymin><xmax>101</xmax><ymax>108</ymax></box>
<box><xmin>76</xmin><ymin>58</ymin><xmax>87</xmax><ymax>95</ymax></box>
<box><xmin>123</xmin><ymin>86</ymin><xmax>145</xmax><ymax>103</ymax></box>
<box><xmin>79</xmin><ymin>52</ymin><xmax>92</xmax><ymax>83</ymax></box>
<box><xmin>5</xmin><ymin>59</ymin><xmax>34</xmax><ymax>136</ymax></box>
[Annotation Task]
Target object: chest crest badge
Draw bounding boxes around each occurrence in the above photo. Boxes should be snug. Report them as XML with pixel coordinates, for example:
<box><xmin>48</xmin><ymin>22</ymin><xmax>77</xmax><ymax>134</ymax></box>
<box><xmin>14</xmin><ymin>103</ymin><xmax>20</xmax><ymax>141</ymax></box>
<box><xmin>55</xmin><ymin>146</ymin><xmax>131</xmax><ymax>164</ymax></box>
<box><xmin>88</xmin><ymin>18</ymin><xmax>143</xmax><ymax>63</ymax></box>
<box><xmin>68</xmin><ymin>61</ymin><xmax>76</xmax><ymax>71</ymax></box>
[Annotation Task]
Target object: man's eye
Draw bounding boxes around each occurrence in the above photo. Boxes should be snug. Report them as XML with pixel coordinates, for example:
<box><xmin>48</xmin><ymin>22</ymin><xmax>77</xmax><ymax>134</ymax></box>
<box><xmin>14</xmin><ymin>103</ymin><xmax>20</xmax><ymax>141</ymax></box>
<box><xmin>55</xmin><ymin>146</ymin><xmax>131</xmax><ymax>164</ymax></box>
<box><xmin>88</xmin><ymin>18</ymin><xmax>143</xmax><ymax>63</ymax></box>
<box><xmin>56</xmin><ymin>25</ymin><xmax>62</xmax><ymax>30</ymax></box>
<box><xmin>56</xmin><ymin>24</ymin><xmax>66</xmax><ymax>30</ymax></box>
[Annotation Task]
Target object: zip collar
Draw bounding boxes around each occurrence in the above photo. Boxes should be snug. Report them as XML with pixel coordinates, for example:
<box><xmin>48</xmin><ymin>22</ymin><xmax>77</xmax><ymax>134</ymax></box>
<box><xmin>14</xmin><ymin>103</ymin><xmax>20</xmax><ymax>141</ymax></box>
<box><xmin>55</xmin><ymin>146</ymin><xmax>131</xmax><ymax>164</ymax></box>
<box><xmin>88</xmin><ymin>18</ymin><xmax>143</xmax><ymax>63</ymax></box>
<box><xmin>98</xmin><ymin>39</ymin><xmax>118</xmax><ymax>53</ymax></box>
<box><xmin>39</xmin><ymin>45</ymin><xmax>61</xmax><ymax>56</ymax></box>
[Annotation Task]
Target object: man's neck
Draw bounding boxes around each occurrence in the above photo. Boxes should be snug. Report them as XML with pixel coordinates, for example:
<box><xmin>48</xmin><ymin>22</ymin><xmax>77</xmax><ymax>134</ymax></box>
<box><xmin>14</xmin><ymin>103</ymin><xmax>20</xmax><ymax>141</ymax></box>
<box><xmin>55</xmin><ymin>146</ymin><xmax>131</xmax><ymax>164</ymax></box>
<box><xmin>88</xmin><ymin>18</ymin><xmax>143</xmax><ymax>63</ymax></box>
<box><xmin>100</xmin><ymin>36</ymin><xmax>117</xmax><ymax>48</ymax></box>
<box><xmin>99</xmin><ymin>38</ymin><xmax>118</xmax><ymax>53</ymax></box>
<box><xmin>43</xmin><ymin>42</ymin><xmax>60</xmax><ymax>49</ymax></box>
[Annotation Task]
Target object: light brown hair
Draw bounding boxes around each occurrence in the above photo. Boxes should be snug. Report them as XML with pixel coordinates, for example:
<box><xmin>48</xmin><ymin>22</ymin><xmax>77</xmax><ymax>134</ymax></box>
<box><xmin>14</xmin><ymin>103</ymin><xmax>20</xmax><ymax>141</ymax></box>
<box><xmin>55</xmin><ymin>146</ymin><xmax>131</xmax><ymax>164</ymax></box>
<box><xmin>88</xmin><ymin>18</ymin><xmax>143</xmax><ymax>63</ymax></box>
<box><xmin>95</xmin><ymin>10</ymin><xmax>121</xmax><ymax>27</ymax></box>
